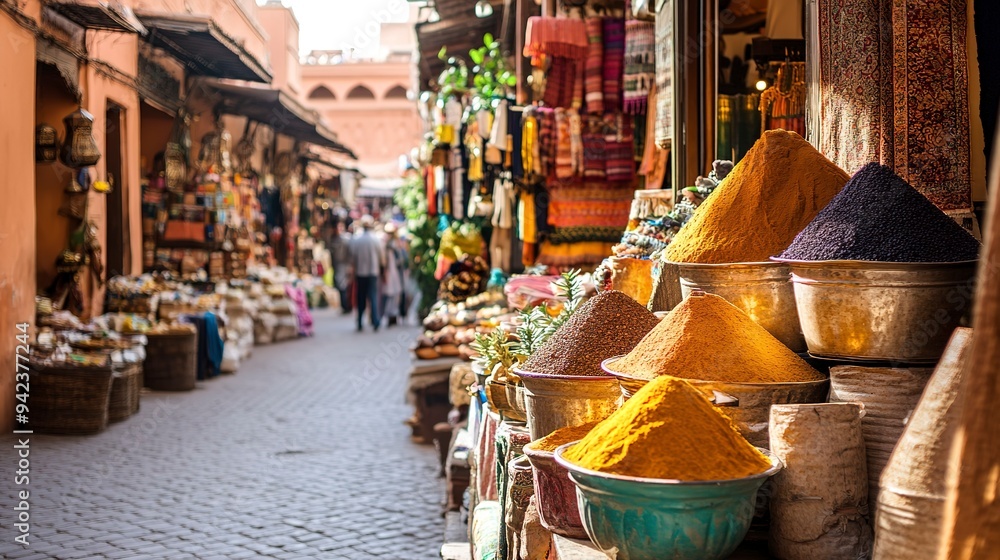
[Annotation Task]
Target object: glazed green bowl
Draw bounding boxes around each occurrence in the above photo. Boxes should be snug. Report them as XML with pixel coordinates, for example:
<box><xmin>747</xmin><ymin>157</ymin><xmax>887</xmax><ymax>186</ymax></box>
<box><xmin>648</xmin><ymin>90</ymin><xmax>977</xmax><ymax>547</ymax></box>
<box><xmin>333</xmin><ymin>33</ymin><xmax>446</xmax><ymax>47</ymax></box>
<box><xmin>554</xmin><ymin>442</ymin><xmax>781</xmax><ymax>560</ymax></box>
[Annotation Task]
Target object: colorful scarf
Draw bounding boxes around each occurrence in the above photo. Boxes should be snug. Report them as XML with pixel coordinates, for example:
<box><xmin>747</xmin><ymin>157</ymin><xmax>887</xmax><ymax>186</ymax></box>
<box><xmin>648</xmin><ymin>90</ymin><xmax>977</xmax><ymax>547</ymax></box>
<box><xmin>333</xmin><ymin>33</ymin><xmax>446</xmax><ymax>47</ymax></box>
<box><xmin>554</xmin><ymin>109</ymin><xmax>574</xmax><ymax>179</ymax></box>
<box><xmin>584</xmin><ymin>18</ymin><xmax>604</xmax><ymax>114</ymax></box>
<box><xmin>537</xmin><ymin>107</ymin><xmax>556</xmax><ymax>177</ymax></box>
<box><xmin>602</xmin><ymin>18</ymin><xmax>625</xmax><ymax>114</ymax></box>
<box><xmin>623</xmin><ymin>19</ymin><xmax>655</xmax><ymax>114</ymax></box>
<box><xmin>569</xmin><ymin>109</ymin><xmax>584</xmax><ymax>177</ymax></box>
<box><xmin>543</xmin><ymin>57</ymin><xmax>578</xmax><ymax>109</ymax></box>
<box><xmin>524</xmin><ymin>17</ymin><xmax>589</xmax><ymax>64</ymax></box>
<box><xmin>583</xmin><ymin>117</ymin><xmax>607</xmax><ymax>180</ymax></box>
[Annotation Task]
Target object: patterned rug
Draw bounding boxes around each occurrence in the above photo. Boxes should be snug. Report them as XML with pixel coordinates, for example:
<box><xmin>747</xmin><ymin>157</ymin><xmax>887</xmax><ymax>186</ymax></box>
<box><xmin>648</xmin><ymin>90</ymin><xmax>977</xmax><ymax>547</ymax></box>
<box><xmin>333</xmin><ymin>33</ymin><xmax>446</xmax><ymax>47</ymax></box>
<box><xmin>816</xmin><ymin>0</ymin><xmax>971</xmax><ymax>212</ymax></box>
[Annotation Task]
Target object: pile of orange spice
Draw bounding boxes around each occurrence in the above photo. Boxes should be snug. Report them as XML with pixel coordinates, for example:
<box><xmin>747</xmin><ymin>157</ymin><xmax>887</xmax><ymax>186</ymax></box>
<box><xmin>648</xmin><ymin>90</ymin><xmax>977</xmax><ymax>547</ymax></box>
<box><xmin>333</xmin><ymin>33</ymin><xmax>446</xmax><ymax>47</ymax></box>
<box><xmin>664</xmin><ymin>129</ymin><xmax>849</xmax><ymax>264</ymax></box>
<box><xmin>526</xmin><ymin>422</ymin><xmax>597</xmax><ymax>453</ymax></box>
<box><xmin>563</xmin><ymin>376</ymin><xmax>771</xmax><ymax>480</ymax></box>
<box><xmin>609</xmin><ymin>292</ymin><xmax>824</xmax><ymax>383</ymax></box>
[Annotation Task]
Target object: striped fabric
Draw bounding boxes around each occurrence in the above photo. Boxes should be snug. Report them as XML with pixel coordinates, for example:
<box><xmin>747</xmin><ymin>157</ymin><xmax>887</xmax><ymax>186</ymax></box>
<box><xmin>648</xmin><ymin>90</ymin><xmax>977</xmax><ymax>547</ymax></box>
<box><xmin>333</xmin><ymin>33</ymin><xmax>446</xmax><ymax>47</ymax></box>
<box><xmin>602</xmin><ymin>18</ymin><xmax>625</xmax><ymax>114</ymax></box>
<box><xmin>623</xmin><ymin>19</ymin><xmax>655</xmax><ymax>114</ymax></box>
<box><xmin>584</xmin><ymin>17</ymin><xmax>604</xmax><ymax>114</ymax></box>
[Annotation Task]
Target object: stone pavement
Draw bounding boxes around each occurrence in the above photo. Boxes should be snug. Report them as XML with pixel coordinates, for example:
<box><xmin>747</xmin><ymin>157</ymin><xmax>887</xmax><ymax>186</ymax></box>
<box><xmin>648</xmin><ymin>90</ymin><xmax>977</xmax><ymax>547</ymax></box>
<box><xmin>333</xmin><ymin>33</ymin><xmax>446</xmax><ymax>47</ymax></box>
<box><xmin>0</xmin><ymin>310</ymin><xmax>444</xmax><ymax>559</ymax></box>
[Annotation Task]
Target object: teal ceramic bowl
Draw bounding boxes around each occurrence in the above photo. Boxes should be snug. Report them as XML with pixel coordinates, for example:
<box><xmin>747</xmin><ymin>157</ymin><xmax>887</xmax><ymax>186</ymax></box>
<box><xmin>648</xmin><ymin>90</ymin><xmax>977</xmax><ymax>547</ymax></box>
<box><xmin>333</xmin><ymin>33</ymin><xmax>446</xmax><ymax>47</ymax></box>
<box><xmin>554</xmin><ymin>442</ymin><xmax>781</xmax><ymax>560</ymax></box>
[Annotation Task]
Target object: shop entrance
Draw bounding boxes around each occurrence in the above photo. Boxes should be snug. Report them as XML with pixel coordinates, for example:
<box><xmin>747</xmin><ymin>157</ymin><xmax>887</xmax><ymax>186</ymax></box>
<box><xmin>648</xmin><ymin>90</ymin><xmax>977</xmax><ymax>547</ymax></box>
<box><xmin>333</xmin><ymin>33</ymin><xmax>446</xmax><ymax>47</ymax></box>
<box><xmin>105</xmin><ymin>101</ymin><xmax>127</xmax><ymax>276</ymax></box>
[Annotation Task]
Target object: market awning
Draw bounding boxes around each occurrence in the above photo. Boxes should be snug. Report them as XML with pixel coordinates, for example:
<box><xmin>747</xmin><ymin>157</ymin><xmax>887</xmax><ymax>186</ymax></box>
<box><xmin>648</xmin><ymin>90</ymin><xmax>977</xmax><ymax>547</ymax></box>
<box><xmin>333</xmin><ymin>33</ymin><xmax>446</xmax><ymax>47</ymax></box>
<box><xmin>415</xmin><ymin>0</ymin><xmax>505</xmax><ymax>89</ymax></box>
<box><xmin>199</xmin><ymin>79</ymin><xmax>356</xmax><ymax>158</ymax></box>
<box><xmin>138</xmin><ymin>14</ymin><xmax>271</xmax><ymax>83</ymax></box>
<box><xmin>44</xmin><ymin>1</ymin><xmax>146</xmax><ymax>34</ymax></box>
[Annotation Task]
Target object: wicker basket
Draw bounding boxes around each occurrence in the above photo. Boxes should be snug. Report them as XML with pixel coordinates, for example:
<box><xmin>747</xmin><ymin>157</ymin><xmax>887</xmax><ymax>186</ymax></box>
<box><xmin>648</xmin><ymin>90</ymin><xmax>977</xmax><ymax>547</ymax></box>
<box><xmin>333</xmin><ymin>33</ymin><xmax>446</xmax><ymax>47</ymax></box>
<box><xmin>109</xmin><ymin>362</ymin><xmax>143</xmax><ymax>422</ymax></box>
<box><xmin>144</xmin><ymin>331</ymin><xmax>197</xmax><ymax>391</ymax></box>
<box><xmin>32</xmin><ymin>363</ymin><xmax>114</xmax><ymax>435</ymax></box>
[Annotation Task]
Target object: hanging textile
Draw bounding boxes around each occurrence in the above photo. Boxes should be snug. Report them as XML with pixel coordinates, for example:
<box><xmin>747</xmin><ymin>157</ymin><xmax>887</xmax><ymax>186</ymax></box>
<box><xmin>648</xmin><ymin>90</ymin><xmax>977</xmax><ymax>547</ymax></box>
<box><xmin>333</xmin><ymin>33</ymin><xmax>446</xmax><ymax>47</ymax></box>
<box><xmin>583</xmin><ymin>116</ymin><xmax>607</xmax><ymax>180</ymax></box>
<box><xmin>584</xmin><ymin>17</ymin><xmax>604</xmax><ymax>114</ymax></box>
<box><xmin>543</xmin><ymin>57</ymin><xmax>578</xmax><ymax>109</ymax></box>
<box><xmin>654</xmin><ymin>0</ymin><xmax>675</xmax><ymax>148</ymax></box>
<box><xmin>639</xmin><ymin>84</ymin><xmax>670</xmax><ymax>190</ymax></box>
<box><xmin>605</xmin><ymin>116</ymin><xmax>636</xmax><ymax>183</ymax></box>
<box><xmin>523</xmin><ymin>16</ymin><xmax>589</xmax><ymax>64</ymax></box>
<box><xmin>602</xmin><ymin>18</ymin><xmax>626</xmax><ymax>114</ymax></box>
<box><xmin>537</xmin><ymin>107</ymin><xmax>557</xmax><ymax>177</ymax></box>
<box><xmin>521</xmin><ymin>108</ymin><xmax>541</xmax><ymax>177</ymax></box>
<box><xmin>759</xmin><ymin>62</ymin><xmax>806</xmax><ymax>137</ymax></box>
<box><xmin>569</xmin><ymin>110</ymin><xmax>584</xmax><ymax>177</ymax></box>
<box><xmin>623</xmin><ymin>19</ymin><xmax>655</xmax><ymax>114</ymax></box>
<box><xmin>554</xmin><ymin>109</ymin><xmax>574</xmax><ymax>179</ymax></box>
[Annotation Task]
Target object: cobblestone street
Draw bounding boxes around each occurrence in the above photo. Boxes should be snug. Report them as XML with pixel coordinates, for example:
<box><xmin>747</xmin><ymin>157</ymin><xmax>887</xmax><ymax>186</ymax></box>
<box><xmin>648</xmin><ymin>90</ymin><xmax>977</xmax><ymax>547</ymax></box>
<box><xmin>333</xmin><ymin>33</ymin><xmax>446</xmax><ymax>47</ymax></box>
<box><xmin>0</xmin><ymin>310</ymin><xmax>444</xmax><ymax>559</ymax></box>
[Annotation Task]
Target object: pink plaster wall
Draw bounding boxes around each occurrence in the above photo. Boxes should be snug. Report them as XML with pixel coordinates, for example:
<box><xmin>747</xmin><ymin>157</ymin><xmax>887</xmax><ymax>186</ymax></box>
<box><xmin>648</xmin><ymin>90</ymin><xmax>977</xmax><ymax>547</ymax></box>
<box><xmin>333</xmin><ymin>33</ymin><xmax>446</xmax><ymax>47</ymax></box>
<box><xmin>301</xmin><ymin>61</ymin><xmax>421</xmax><ymax>177</ymax></box>
<box><xmin>0</xmin><ymin>12</ymin><xmax>37</xmax><ymax>432</ymax></box>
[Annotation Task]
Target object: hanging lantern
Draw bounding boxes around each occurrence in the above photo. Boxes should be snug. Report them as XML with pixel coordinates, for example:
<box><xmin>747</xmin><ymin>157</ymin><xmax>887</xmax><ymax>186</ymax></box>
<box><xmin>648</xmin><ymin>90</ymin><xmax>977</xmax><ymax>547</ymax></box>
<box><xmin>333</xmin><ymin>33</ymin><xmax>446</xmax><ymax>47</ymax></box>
<box><xmin>35</xmin><ymin>123</ymin><xmax>58</xmax><ymax>163</ymax></box>
<box><xmin>60</xmin><ymin>108</ymin><xmax>101</xmax><ymax>168</ymax></box>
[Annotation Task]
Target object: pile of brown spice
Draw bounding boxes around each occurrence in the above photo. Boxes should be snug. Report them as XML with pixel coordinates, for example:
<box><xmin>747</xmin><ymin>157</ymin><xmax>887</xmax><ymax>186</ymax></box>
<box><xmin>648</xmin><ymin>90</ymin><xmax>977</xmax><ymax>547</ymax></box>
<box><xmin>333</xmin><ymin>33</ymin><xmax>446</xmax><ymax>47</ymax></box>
<box><xmin>520</xmin><ymin>290</ymin><xmax>661</xmax><ymax>377</ymax></box>
<box><xmin>664</xmin><ymin>129</ymin><xmax>849</xmax><ymax>264</ymax></box>
<box><xmin>608</xmin><ymin>292</ymin><xmax>824</xmax><ymax>383</ymax></box>
<box><xmin>526</xmin><ymin>422</ymin><xmax>597</xmax><ymax>453</ymax></box>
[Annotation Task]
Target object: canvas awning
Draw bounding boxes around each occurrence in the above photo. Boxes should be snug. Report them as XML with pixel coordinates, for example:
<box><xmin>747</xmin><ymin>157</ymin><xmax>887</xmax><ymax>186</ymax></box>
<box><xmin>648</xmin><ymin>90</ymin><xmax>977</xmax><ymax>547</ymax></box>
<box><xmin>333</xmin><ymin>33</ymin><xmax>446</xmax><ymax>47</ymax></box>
<box><xmin>139</xmin><ymin>14</ymin><xmax>271</xmax><ymax>83</ymax></box>
<box><xmin>44</xmin><ymin>1</ymin><xmax>146</xmax><ymax>34</ymax></box>
<box><xmin>199</xmin><ymin>79</ymin><xmax>356</xmax><ymax>158</ymax></box>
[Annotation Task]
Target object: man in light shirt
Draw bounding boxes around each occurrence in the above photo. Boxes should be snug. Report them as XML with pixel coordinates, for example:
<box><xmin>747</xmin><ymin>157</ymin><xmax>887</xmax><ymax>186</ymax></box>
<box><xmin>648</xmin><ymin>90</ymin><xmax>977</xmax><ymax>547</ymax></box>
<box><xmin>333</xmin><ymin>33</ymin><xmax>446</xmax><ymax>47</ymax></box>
<box><xmin>349</xmin><ymin>215</ymin><xmax>385</xmax><ymax>332</ymax></box>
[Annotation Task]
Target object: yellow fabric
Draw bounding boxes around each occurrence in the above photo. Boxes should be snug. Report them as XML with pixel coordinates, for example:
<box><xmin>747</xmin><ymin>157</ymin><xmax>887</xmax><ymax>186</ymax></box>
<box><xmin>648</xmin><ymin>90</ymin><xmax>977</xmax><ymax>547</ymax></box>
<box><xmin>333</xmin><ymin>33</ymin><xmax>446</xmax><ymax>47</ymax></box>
<box><xmin>522</xmin><ymin>116</ymin><xmax>539</xmax><ymax>176</ymax></box>
<box><xmin>518</xmin><ymin>192</ymin><xmax>537</xmax><ymax>244</ymax></box>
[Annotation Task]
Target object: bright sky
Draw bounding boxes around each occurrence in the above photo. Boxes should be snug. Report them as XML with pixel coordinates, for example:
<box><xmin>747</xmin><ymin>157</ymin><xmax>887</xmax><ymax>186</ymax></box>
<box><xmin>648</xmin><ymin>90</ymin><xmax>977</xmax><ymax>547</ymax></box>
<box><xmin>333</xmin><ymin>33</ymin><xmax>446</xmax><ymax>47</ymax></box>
<box><xmin>261</xmin><ymin>0</ymin><xmax>413</xmax><ymax>58</ymax></box>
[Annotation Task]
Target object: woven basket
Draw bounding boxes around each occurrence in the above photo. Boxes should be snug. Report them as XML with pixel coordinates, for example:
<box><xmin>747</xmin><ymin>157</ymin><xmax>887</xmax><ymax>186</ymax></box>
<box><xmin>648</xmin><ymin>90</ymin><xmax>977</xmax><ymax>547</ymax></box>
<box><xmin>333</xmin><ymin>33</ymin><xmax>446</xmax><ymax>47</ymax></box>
<box><xmin>109</xmin><ymin>362</ymin><xmax>143</xmax><ymax>422</ymax></box>
<box><xmin>32</xmin><ymin>363</ymin><xmax>114</xmax><ymax>435</ymax></box>
<box><xmin>144</xmin><ymin>331</ymin><xmax>197</xmax><ymax>391</ymax></box>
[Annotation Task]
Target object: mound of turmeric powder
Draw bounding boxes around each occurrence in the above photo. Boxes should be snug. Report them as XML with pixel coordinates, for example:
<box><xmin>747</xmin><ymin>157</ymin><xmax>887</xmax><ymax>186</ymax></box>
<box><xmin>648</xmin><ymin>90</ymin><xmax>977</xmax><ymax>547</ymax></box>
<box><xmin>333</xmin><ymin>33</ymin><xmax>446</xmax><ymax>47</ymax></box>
<box><xmin>609</xmin><ymin>292</ymin><xmax>824</xmax><ymax>383</ymax></box>
<box><xmin>664</xmin><ymin>129</ymin><xmax>849</xmax><ymax>264</ymax></box>
<box><xmin>526</xmin><ymin>422</ymin><xmax>598</xmax><ymax>453</ymax></box>
<box><xmin>563</xmin><ymin>376</ymin><xmax>771</xmax><ymax>480</ymax></box>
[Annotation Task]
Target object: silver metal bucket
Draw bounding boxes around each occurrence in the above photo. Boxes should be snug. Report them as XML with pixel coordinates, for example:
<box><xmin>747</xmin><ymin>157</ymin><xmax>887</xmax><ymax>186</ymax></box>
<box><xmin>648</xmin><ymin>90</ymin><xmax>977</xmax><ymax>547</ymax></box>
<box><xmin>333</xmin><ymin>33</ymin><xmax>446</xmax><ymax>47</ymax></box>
<box><xmin>773</xmin><ymin>259</ymin><xmax>977</xmax><ymax>363</ymax></box>
<box><xmin>674</xmin><ymin>261</ymin><xmax>806</xmax><ymax>353</ymax></box>
<box><xmin>516</xmin><ymin>368</ymin><xmax>622</xmax><ymax>441</ymax></box>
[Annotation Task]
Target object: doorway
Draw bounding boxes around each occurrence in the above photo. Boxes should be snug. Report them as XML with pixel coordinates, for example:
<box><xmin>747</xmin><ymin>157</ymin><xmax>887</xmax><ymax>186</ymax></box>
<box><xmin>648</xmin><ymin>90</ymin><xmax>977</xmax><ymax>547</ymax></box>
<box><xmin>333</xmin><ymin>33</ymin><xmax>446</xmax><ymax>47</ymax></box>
<box><xmin>105</xmin><ymin>101</ymin><xmax>127</xmax><ymax>276</ymax></box>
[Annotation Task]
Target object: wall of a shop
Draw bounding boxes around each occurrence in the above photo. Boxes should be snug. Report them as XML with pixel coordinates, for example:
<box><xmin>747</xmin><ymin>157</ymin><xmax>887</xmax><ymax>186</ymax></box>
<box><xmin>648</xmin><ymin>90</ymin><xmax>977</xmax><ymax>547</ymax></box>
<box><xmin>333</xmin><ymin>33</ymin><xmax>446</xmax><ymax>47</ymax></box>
<box><xmin>0</xmin><ymin>12</ymin><xmax>38</xmax><ymax>432</ymax></box>
<box><xmin>80</xmin><ymin>30</ymin><xmax>142</xmax><ymax>316</ymax></box>
<box><xmin>34</xmin><ymin>67</ymin><xmax>82</xmax><ymax>292</ymax></box>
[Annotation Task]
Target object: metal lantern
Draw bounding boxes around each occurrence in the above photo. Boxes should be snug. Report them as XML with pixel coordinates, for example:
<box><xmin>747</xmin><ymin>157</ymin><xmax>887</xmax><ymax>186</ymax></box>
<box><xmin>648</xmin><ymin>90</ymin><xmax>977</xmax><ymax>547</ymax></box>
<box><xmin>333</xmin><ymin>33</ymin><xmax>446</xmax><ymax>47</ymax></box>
<box><xmin>35</xmin><ymin>123</ymin><xmax>58</xmax><ymax>162</ymax></box>
<box><xmin>60</xmin><ymin>108</ymin><xmax>101</xmax><ymax>168</ymax></box>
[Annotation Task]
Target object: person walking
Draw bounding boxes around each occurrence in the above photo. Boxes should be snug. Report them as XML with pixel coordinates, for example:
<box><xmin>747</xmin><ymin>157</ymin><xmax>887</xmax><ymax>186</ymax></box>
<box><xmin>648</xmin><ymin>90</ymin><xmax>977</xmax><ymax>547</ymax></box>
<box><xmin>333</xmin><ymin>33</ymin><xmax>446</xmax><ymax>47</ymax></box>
<box><xmin>329</xmin><ymin>221</ymin><xmax>353</xmax><ymax>314</ymax></box>
<box><xmin>381</xmin><ymin>223</ymin><xmax>404</xmax><ymax>327</ymax></box>
<box><xmin>349</xmin><ymin>215</ymin><xmax>385</xmax><ymax>332</ymax></box>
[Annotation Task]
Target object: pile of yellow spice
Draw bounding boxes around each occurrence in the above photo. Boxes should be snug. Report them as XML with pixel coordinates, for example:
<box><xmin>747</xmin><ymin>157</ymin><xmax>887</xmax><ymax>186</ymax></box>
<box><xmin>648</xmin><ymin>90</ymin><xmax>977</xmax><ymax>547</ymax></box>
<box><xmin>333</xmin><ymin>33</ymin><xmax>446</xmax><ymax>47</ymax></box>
<box><xmin>563</xmin><ymin>376</ymin><xmax>771</xmax><ymax>481</ymax></box>
<box><xmin>608</xmin><ymin>292</ymin><xmax>824</xmax><ymax>383</ymax></box>
<box><xmin>664</xmin><ymin>130</ymin><xmax>849</xmax><ymax>264</ymax></box>
<box><xmin>526</xmin><ymin>422</ymin><xmax>597</xmax><ymax>453</ymax></box>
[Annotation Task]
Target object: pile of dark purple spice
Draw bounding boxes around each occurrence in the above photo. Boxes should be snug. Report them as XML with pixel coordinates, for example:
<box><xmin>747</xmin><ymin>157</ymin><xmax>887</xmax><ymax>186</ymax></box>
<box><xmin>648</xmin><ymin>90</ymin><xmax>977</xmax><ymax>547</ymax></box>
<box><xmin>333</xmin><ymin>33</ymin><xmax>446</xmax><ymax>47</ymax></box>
<box><xmin>520</xmin><ymin>290</ymin><xmax>661</xmax><ymax>377</ymax></box>
<box><xmin>779</xmin><ymin>163</ymin><xmax>980</xmax><ymax>262</ymax></box>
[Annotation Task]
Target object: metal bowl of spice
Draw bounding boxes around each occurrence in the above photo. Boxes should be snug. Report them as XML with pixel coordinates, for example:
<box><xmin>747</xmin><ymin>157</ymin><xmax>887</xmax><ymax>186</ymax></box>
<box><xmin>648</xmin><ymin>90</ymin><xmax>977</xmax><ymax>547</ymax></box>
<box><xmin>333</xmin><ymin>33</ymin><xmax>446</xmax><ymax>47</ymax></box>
<box><xmin>673</xmin><ymin>260</ymin><xmax>806</xmax><ymax>353</ymax></box>
<box><xmin>772</xmin><ymin>258</ymin><xmax>977</xmax><ymax>363</ymax></box>
<box><xmin>603</xmin><ymin>356</ymin><xmax>827</xmax><ymax>448</ymax></box>
<box><xmin>516</xmin><ymin>368</ymin><xmax>622</xmax><ymax>441</ymax></box>
<box><xmin>555</xmin><ymin>442</ymin><xmax>782</xmax><ymax>560</ymax></box>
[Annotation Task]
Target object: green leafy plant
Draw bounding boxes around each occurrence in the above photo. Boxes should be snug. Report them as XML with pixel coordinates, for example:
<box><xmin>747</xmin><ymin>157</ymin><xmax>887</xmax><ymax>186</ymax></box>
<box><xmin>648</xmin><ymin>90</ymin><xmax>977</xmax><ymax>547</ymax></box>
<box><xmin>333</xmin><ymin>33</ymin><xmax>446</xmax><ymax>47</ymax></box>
<box><xmin>469</xmin><ymin>32</ymin><xmax>517</xmax><ymax>107</ymax></box>
<box><xmin>437</xmin><ymin>47</ymin><xmax>470</xmax><ymax>105</ymax></box>
<box><xmin>394</xmin><ymin>172</ymin><xmax>439</xmax><ymax>318</ymax></box>
<box><xmin>472</xmin><ymin>270</ymin><xmax>587</xmax><ymax>383</ymax></box>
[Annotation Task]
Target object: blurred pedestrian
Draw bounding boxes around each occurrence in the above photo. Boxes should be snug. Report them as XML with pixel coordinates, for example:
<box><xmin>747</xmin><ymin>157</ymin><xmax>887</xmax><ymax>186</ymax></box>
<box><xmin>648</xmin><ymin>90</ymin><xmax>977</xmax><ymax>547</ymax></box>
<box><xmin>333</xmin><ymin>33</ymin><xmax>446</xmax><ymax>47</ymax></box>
<box><xmin>349</xmin><ymin>215</ymin><xmax>385</xmax><ymax>332</ymax></box>
<box><xmin>381</xmin><ymin>223</ymin><xmax>405</xmax><ymax>327</ymax></box>
<box><xmin>329</xmin><ymin>221</ymin><xmax>353</xmax><ymax>314</ymax></box>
